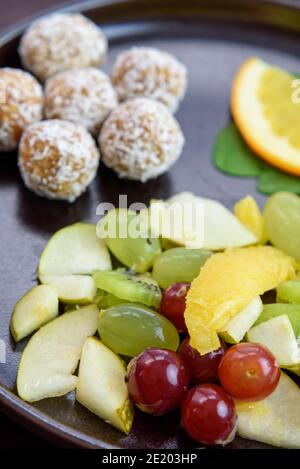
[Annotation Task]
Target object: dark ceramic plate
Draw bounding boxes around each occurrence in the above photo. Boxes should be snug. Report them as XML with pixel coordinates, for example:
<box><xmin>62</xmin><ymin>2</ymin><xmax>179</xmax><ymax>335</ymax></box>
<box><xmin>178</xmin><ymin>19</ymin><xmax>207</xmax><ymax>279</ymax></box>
<box><xmin>1</xmin><ymin>0</ymin><xmax>300</xmax><ymax>449</ymax></box>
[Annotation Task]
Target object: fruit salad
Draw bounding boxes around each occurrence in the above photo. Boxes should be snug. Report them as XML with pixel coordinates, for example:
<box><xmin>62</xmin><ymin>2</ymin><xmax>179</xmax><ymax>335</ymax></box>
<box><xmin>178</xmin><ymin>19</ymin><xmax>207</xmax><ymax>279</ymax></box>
<box><xmin>10</xmin><ymin>191</ymin><xmax>300</xmax><ymax>448</ymax></box>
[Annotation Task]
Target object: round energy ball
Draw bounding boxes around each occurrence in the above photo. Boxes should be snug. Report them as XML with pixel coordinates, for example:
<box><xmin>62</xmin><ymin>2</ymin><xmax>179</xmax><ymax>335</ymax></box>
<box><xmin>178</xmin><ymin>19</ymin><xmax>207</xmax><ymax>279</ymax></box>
<box><xmin>19</xmin><ymin>13</ymin><xmax>107</xmax><ymax>81</ymax></box>
<box><xmin>99</xmin><ymin>98</ymin><xmax>185</xmax><ymax>182</ymax></box>
<box><xmin>111</xmin><ymin>47</ymin><xmax>187</xmax><ymax>112</ymax></box>
<box><xmin>44</xmin><ymin>68</ymin><xmax>117</xmax><ymax>136</ymax></box>
<box><xmin>0</xmin><ymin>68</ymin><xmax>43</xmax><ymax>152</ymax></box>
<box><xmin>19</xmin><ymin>120</ymin><xmax>100</xmax><ymax>202</ymax></box>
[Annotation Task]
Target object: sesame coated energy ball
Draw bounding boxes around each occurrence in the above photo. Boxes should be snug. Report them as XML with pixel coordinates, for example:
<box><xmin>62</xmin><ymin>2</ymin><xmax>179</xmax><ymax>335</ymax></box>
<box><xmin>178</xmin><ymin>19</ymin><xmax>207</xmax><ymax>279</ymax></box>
<box><xmin>0</xmin><ymin>68</ymin><xmax>43</xmax><ymax>152</ymax></box>
<box><xmin>111</xmin><ymin>47</ymin><xmax>187</xmax><ymax>113</ymax></box>
<box><xmin>99</xmin><ymin>98</ymin><xmax>185</xmax><ymax>182</ymax></box>
<box><xmin>44</xmin><ymin>68</ymin><xmax>117</xmax><ymax>136</ymax></box>
<box><xmin>19</xmin><ymin>13</ymin><xmax>107</xmax><ymax>81</ymax></box>
<box><xmin>19</xmin><ymin>120</ymin><xmax>100</xmax><ymax>202</ymax></box>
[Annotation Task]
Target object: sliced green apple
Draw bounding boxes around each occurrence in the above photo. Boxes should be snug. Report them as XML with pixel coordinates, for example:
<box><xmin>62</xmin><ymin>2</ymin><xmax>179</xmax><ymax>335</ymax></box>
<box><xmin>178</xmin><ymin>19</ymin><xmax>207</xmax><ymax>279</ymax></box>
<box><xmin>236</xmin><ymin>372</ymin><xmax>300</xmax><ymax>448</ymax></box>
<box><xmin>147</xmin><ymin>192</ymin><xmax>257</xmax><ymax>250</ymax></box>
<box><xmin>40</xmin><ymin>275</ymin><xmax>96</xmax><ymax>304</ymax></box>
<box><xmin>76</xmin><ymin>337</ymin><xmax>134</xmax><ymax>434</ymax></box>
<box><xmin>219</xmin><ymin>296</ymin><xmax>263</xmax><ymax>344</ymax></box>
<box><xmin>64</xmin><ymin>304</ymin><xmax>80</xmax><ymax>313</ymax></box>
<box><xmin>286</xmin><ymin>364</ymin><xmax>300</xmax><ymax>376</ymax></box>
<box><xmin>247</xmin><ymin>315</ymin><xmax>300</xmax><ymax>366</ymax></box>
<box><xmin>38</xmin><ymin>223</ymin><xmax>112</xmax><ymax>279</ymax></box>
<box><xmin>255</xmin><ymin>303</ymin><xmax>300</xmax><ymax>339</ymax></box>
<box><xmin>11</xmin><ymin>285</ymin><xmax>59</xmax><ymax>342</ymax></box>
<box><xmin>17</xmin><ymin>304</ymin><xmax>99</xmax><ymax>403</ymax></box>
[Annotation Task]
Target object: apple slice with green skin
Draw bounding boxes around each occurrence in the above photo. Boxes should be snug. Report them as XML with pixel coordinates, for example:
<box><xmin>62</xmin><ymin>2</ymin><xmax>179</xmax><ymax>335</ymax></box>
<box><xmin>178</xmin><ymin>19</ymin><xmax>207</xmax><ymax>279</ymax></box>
<box><xmin>11</xmin><ymin>285</ymin><xmax>59</xmax><ymax>342</ymax></box>
<box><xmin>17</xmin><ymin>304</ymin><xmax>99</xmax><ymax>403</ymax></box>
<box><xmin>38</xmin><ymin>223</ymin><xmax>112</xmax><ymax>279</ymax></box>
<box><xmin>236</xmin><ymin>372</ymin><xmax>300</xmax><ymax>448</ymax></box>
<box><xmin>219</xmin><ymin>296</ymin><xmax>263</xmax><ymax>344</ymax></box>
<box><xmin>64</xmin><ymin>304</ymin><xmax>80</xmax><ymax>313</ymax></box>
<box><xmin>76</xmin><ymin>337</ymin><xmax>134</xmax><ymax>434</ymax></box>
<box><xmin>286</xmin><ymin>364</ymin><xmax>300</xmax><ymax>376</ymax></box>
<box><xmin>148</xmin><ymin>192</ymin><xmax>257</xmax><ymax>250</ymax></box>
<box><xmin>247</xmin><ymin>314</ymin><xmax>300</xmax><ymax>366</ymax></box>
<box><xmin>255</xmin><ymin>303</ymin><xmax>300</xmax><ymax>339</ymax></box>
<box><xmin>40</xmin><ymin>275</ymin><xmax>96</xmax><ymax>304</ymax></box>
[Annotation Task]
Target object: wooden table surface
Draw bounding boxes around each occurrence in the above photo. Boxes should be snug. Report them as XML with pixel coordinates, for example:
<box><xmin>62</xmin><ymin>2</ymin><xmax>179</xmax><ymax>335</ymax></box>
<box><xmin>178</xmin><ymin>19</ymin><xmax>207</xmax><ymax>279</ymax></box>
<box><xmin>0</xmin><ymin>0</ymin><xmax>89</xmax><ymax>449</ymax></box>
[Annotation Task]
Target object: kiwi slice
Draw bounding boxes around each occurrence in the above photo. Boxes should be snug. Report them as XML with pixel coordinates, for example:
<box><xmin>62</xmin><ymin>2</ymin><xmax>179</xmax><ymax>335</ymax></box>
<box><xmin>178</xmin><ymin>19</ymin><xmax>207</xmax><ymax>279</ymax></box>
<box><xmin>93</xmin><ymin>269</ymin><xmax>162</xmax><ymax>309</ymax></box>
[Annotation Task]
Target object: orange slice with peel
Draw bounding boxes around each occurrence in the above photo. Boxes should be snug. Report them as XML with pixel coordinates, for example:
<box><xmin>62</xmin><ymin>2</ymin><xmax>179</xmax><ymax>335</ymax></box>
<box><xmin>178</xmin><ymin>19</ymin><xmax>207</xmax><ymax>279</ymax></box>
<box><xmin>232</xmin><ymin>57</ymin><xmax>300</xmax><ymax>176</ymax></box>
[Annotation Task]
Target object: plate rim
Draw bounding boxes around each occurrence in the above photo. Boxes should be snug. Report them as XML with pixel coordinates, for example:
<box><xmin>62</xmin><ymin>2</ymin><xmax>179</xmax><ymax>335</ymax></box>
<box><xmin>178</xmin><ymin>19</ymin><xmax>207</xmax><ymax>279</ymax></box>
<box><xmin>1</xmin><ymin>0</ymin><xmax>300</xmax><ymax>449</ymax></box>
<box><xmin>2</xmin><ymin>0</ymin><xmax>300</xmax><ymax>46</ymax></box>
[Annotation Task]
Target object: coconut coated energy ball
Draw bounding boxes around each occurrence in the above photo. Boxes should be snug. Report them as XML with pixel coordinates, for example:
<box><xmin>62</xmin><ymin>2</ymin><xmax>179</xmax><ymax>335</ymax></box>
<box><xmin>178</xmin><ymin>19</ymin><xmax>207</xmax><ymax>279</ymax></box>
<box><xmin>0</xmin><ymin>68</ymin><xmax>43</xmax><ymax>152</ymax></box>
<box><xmin>99</xmin><ymin>98</ymin><xmax>184</xmax><ymax>182</ymax></box>
<box><xmin>19</xmin><ymin>13</ymin><xmax>107</xmax><ymax>81</ymax></box>
<box><xmin>19</xmin><ymin>120</ymin><xmax>100</xmax><ymax>202</ymax></box>
<box><xmin>44</xmin><ymin>68</ymin><xmax>117</xmax><ymax>136</ymax></box>
<box><xmin>111</xmin><ymin>47</ymin><xmax>187</xmax><ymax>112</ymax></box>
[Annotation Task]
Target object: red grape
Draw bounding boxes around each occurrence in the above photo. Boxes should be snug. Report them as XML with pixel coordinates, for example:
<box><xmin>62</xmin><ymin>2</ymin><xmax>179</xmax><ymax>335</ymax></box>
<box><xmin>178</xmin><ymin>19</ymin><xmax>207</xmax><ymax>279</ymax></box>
<box><xmin>218</xmin><ymin>343</ymin><xmax>280</xmax><ymax>401</ymax></box>
<box><xmin>182</xmin><ymin>384</ymin><xmax>237</xmax><ymax>445</ymax></box>
<box><xmin>126</xmin><ymin>348</ymin><xmax>189</xmax><ymax>416</ymax></box>
<box><xmin>160</xmin><ymin>282</ymin><xmax>190</xmax><ymax>332</ymax></box>
<box><xmin>178</xmin><ymin>336</ymin><xmax>226</xmax><ymax>384</ymax></box>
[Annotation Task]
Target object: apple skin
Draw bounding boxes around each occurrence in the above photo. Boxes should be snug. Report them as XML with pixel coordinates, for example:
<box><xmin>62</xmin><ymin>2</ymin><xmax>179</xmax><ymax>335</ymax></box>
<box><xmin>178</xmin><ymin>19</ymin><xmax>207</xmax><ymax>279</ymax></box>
<box><xmin>38</xmin><ymin>223</ymin><xmax>112</xmax><ymax>278</ymax></box>
<box><xmin>149</xmin><ymin>192</ymin><xmax>257</xmax><ymax>250</ymax></box>
<box><xmin>236</xmin><ymin>372</ymin><xmax>300</xmax><ymax>448</ymax></box>
<box><xmin>255</xmin><ymin>303</ymin><xmax>300</xmax><ymax>340</ymax></box>
<box><xmin>219</xmin><ymin>296</ymin><xmax>263</xmax><ymax>344</ymax></box>
<box><xmin>17</xmin><ymin>305</ymin><xmax>99</xmax><ymax>402</ymax></box>
<box><xmin>247</xmin><ymin>314</ymin><xmax>300</xmax><ymax>367</ymax></box>
<box><xmin>40</xmin><ymin>274</ymin><xmax>96</xmax><ymax>304</ymax></box>
<box><xmin>11</xmin><ymin>284</ymin><xmax>59</xmax><ymax>342</ymax></box>
<box><xmin>76</xmin><ymin>337</ymin><xmax>134</xmax><ymax>434</ymax></box>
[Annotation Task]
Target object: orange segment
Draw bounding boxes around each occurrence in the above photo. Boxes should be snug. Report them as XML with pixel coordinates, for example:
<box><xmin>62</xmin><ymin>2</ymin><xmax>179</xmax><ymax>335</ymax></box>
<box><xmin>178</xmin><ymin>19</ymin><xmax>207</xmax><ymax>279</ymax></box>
<box><xmin>184</xmin><ymin>246</ymin><xmax>295</xmax><ymax>355</ymax></box>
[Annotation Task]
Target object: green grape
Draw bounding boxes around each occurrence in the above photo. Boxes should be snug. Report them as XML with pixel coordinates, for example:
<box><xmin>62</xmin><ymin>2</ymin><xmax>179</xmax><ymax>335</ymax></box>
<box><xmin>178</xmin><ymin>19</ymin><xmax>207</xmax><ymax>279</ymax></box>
<box><xmin>277</xmin><ymin>280</ymin><xmax>300</xmax><ymax>304</ymax></box>
<box><xmin>263</xmin><ymin>192</ymin><xmax>300</xmax><ymax>262</ymax></box>
<box><xmin>98</xmin><ymin>303</ymin><xmax>180</xmax><ymax>357</ymax></box>
<box><xmin>152</xmin><ymin>247</ymin><xmax>212</xmax><ymax>289</ymax></box>
<box><xmin>97</xmin><ymin>209</ymin><xmax>161</xmax><ymax>273</ymax></box>
<box><xmin>255</xmin><ymin>303</ymin><xmax>300</xmax><ymax>339</ymax></box>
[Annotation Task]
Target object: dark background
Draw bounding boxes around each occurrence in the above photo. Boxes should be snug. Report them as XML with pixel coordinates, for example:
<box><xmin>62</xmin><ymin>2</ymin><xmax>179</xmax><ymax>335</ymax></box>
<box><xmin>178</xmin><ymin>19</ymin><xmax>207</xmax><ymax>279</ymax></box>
<box><xmin>0</xmin><ymin>0</ymin><xmax>80</xmax><ymax>449</ymax></box>
<box><xmin>0</xmin><ymin>0</ymin><xmax>69</xmax><ymax>31</ymax></box>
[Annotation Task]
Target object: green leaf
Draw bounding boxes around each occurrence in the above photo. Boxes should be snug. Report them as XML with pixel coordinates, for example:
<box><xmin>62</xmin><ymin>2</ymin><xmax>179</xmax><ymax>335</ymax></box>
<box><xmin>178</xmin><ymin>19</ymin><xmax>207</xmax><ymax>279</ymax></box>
<box><xmin>213</xmin><ymin>122</ymin><xmax>300</xmax><ymax>195</ymax></box>
<box><xmin>258</xmin><ymin>166</ymin><xmax>300</xmax><ymax>194</ymax></box>
<box><xmin>213</xmin><ymin>123</ymin><xmax>265</xmax><ymax>177</ymax></box>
